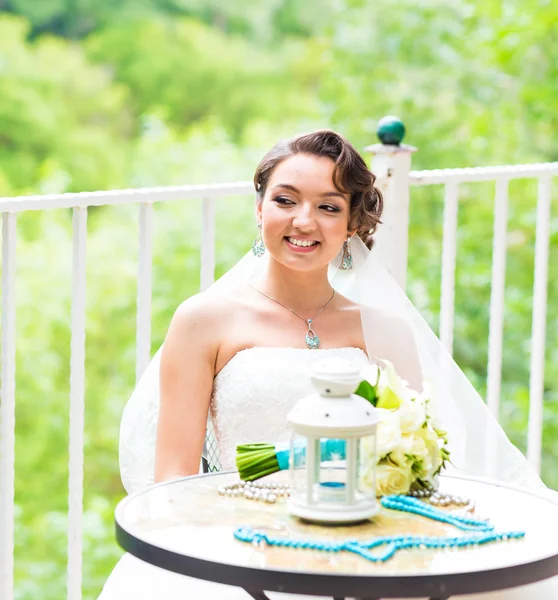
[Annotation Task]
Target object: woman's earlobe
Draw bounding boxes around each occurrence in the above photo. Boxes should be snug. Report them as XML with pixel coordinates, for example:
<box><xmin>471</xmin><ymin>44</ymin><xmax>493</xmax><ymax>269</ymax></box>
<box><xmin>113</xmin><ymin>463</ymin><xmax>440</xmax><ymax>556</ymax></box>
<box><xmin>255</xmin><ymin>201</ymin><xmax>263</xmax><ymax>223</ymax></box>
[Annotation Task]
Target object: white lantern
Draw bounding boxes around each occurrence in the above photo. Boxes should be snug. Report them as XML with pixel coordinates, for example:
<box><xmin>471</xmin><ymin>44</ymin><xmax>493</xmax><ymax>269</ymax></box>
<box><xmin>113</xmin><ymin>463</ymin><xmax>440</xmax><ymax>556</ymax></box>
<box><xmin>286</xmin><ymin>359</ymin><xmax>380</xmax><ymax>524</ymax></box>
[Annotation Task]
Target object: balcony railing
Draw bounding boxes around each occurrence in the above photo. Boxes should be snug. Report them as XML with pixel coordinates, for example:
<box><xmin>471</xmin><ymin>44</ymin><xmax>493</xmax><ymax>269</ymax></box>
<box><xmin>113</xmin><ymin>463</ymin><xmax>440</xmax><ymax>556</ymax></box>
<box><xmin>0</xmin><ymin>142</ymin><xmax>557</xmax><ymax>600</ymax></box>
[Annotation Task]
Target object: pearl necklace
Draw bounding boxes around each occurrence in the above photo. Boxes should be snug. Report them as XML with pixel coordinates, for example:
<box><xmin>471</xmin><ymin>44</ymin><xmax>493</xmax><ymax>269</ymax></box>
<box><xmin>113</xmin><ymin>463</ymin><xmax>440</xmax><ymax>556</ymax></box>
<box><xmin>409</xmin><ymin>487</ymin><xmax>475</xmax><ymax>514</ymax></box>
<box><xmin>220</xmin><ymin>480</ymin><xmax>474</xmax><ymax>512</ymax></box>
<box><xmin>218</xmin><ymin>481</ymin><xmax>290</xmax><ymax>504</ymax></box>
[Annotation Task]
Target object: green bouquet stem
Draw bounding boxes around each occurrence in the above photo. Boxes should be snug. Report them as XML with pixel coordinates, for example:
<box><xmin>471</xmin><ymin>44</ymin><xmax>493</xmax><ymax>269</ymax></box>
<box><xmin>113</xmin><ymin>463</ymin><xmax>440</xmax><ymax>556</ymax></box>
<box><xmin>236</xmin><ymin>439</ymin><xmax>347</xmax><ymax>481</ymax></box>
<box><xmin>236</xmin><ymin>443</ymin><xmax>280</xmax><ymax>481</ymax></box>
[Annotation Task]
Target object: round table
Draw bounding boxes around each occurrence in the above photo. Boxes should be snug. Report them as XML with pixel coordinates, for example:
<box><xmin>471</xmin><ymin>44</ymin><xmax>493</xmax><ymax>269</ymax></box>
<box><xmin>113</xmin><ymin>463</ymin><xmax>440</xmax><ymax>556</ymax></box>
<box><xmin>115</xmin><ymin>471</ymin><xmax>558</xmax><ymax>600</ymax></box>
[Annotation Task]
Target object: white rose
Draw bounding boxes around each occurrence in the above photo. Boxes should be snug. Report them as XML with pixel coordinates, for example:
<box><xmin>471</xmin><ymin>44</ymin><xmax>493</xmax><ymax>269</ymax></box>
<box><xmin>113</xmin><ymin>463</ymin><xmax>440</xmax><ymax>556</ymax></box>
<box><xmin>398</xmin><ymin>397</ymin><xmax>427</xmax><ymax>434</ymax></box>
<box><xmin>402</xmin><ymin>432</ymin><xmax>427</xmax><ymax>456</ymax></box>
<box><xmin>414</xmin><ymin>426</ymin><xmax>444</xmax><ymax>478</ymax></box>
<box><xmin>390</xmin><ymin>433</ymin><xmax>428</xmax><ymax>466</ymax></box>
<box><xmin>359</xmin><ymin>463</ymin><xmax>376</xmax><ymax>492</ymax></box>
<box><xmin>374</xmin><ymin>462</ymin><xmax>414</xmax><ymax>497</ymax></box>
<box><xmin>374</xmin><ymin>409</ymin><xmax>402</xmax><ymax>458</ymax></box>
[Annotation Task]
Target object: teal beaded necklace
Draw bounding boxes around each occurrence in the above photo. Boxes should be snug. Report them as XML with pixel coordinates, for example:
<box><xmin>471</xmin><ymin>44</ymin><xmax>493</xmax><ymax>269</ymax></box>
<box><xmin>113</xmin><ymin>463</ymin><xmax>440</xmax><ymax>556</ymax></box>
<box><xmin>381</xmin><ymin>495</ymin><xmax>493</xmax><ymax>532</ymax></box>
<box><xmin>233</xmin><ymin>494</ymin><xmax>525</xmax><ymax>563</ymax></box>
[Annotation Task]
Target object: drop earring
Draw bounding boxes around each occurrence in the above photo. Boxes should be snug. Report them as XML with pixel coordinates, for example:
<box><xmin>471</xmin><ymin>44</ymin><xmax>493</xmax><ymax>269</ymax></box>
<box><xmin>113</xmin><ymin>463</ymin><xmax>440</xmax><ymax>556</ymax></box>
<box><xmin>251</xmin><ymin>223</ymin><xmax>265</xmax><ymax>257</ymax></box>
<box><xmin>340</xmin><ymin>235</ymin><xmax>353</xmax><ymax>270</ymax></box>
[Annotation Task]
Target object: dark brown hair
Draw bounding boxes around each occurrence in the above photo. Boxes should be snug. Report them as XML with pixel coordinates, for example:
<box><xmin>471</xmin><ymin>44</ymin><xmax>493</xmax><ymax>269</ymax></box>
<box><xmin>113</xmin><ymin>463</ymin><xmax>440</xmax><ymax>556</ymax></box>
<box><xmin>253</xmin><ymin>130</ymin><xmax>383</xmax><ymax>247</ymax></box>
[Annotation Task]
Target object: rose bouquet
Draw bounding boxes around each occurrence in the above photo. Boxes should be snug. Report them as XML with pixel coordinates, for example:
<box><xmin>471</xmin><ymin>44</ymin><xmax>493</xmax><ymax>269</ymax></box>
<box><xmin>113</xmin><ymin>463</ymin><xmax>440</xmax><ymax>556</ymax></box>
<box><xmin>236</xmin><ymin>361</ymin><xmax>450</xmax><ymax>496</ymax></box>
<box><xmin>356</xmin><ymin>361</ymin><xmax>450</xmax><ymax>495</ymax></box>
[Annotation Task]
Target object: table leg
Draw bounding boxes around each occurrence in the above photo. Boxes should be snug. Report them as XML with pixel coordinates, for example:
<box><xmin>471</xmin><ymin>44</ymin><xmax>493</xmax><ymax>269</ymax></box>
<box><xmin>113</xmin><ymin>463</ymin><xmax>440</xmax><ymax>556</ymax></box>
<box><xmin>243</xmin><ymin>591</ymin><xmax>271</xmax><ymax>600</ymax></box>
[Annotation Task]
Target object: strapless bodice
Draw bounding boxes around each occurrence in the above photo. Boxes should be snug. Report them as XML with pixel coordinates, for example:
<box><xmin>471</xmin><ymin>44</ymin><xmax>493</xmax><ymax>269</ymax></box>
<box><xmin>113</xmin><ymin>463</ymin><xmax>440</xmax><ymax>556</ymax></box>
<box><xmin>209</xmin><ymin>347</ymin><xmax>370</xmax><ymax>470</ymax></box>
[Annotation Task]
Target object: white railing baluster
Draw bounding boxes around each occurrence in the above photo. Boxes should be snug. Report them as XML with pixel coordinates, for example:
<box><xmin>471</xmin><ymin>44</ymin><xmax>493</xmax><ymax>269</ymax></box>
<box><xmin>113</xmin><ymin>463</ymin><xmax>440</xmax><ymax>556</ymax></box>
<box><xmin>527</xmin><ymin>176</ymin><xmax>552</xmax><ymax>473</ymax></box>
<box><xmin>136</xmin><ymin>203</ymin><xmax>153</xmax><ymax>383</ymax></box>
<box><xmin>486</xmin><ymin>180</ymin><xmax>509</xmax><ymax>419</ymax></box>
<box><xmin>67</xmin><ymin>207</ymin><xmax>87</xmax><ymax>600</ymax></box>
<box><xmin>1</xmin><ymin>212</ymin><xmax>16</xmax><ymax>600</ymax></box>
<box><xmin>200</xmin><ymin>197</ymin><xmax>215</xmax><ymax>292</ymax></box>
<box><xmin>439</xmin><ymin>182</ymin><xmax>459</xmax><ymax>354</ymax></box>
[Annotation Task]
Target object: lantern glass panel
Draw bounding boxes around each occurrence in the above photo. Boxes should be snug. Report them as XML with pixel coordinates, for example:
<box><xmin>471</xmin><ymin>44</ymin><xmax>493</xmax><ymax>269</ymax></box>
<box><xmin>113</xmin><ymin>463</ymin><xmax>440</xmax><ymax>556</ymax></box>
<box><xmin>289</xmin><ymin>433</ymin><xmax>307</xmax><ymax>497</ymax></box>
<box><xmin>357</xmin><ymin>433</ymin><xmax>378</xmax><ymax>501</ymax></box>
<box><xmin>316</xmin><ymin>437</ymin><xmax>348</xmax><ymax>504</ymax></box>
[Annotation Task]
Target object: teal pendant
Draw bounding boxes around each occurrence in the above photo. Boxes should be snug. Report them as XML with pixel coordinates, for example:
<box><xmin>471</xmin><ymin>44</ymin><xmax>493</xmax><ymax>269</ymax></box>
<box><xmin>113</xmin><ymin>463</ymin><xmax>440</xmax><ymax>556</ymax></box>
<box><xmin>305</xmin><ymin>320</ymin><xmax>320</xmax><ymax>349</ymax></box>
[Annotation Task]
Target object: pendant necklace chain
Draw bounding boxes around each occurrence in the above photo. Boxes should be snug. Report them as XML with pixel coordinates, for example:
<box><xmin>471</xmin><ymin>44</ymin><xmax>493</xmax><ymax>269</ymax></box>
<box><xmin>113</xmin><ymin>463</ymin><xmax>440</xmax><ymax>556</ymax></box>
<box><xmin>247</xmin><ymin>284</ymin><xmax>335</xmax><ymax>350</ymax></box>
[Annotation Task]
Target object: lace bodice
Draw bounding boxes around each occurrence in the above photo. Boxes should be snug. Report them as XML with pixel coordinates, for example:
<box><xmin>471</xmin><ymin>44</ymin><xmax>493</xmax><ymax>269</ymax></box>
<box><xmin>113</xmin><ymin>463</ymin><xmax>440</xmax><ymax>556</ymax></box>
<box><xmin>209</xmin><ymin>347</ymin><xmax>370</xmax><ymax>470</ymax></box>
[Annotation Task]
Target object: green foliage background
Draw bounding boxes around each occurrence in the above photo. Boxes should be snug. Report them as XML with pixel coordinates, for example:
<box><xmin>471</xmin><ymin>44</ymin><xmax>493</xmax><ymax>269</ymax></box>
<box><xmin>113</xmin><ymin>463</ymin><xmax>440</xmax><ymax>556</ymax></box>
<box><xmin>0</xmin><ymin>1</ymin><xmax>556</xmax><ymax>597</ymax></box>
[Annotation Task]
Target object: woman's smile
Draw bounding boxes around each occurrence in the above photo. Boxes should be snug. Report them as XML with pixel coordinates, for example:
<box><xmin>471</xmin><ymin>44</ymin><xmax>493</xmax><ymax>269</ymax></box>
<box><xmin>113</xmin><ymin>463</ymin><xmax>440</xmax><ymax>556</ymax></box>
<box><xmin>284</xmin><ymin>236</ymin><xmax>321</xmax><ymax>253</ymax></box>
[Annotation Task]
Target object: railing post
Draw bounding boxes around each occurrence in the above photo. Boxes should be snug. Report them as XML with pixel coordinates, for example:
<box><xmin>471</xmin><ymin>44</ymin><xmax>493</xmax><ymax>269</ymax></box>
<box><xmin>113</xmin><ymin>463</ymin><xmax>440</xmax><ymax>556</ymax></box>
<box><xmin>365</xmin><ymin>116</ymin><xmax>417</xmax><ymax>290</ymax></box>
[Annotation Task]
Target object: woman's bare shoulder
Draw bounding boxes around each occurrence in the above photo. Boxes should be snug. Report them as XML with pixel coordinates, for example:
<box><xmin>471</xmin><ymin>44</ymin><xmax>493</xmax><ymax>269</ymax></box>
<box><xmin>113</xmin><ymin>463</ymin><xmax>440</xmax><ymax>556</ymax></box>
<box><xmin>167</xmin><ymin>285</ymin><xmax>251</xmax><ymax>344</ymax></box>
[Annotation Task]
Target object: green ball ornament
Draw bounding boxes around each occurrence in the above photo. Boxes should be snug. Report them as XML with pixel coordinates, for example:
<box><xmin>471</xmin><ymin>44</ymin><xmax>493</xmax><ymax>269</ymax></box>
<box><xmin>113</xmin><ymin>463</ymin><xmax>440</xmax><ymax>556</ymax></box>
<box><xmin>376</xmin><ymin>116</ymin><xmax>405</xmax><ymax>145</ymax></box>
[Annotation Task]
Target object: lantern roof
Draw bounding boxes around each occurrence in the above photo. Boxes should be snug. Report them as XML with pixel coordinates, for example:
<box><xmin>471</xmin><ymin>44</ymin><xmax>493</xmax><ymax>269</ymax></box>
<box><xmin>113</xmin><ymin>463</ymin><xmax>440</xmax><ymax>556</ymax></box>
<box><xmin>287</xmin><ymin>359</ymin><xmax>381</xmax><ymax>437</ymax></box>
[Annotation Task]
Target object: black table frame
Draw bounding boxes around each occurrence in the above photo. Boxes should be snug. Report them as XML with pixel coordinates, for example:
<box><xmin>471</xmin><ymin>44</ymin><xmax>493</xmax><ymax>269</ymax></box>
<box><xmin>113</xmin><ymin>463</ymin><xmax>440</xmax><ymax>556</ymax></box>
<box><xmin>115</xmin><ymin>472</ymin><xmax>558</xmax><ymax>599</ymax></box>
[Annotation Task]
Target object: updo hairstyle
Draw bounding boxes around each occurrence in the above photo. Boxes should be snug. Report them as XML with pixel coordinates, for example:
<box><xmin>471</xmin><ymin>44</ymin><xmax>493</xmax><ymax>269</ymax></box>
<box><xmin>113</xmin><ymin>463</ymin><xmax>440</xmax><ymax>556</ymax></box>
<box><xmin>253</xmin><ymin>130</ymin><xmax>383</xmax><ymax>248</ymax></box>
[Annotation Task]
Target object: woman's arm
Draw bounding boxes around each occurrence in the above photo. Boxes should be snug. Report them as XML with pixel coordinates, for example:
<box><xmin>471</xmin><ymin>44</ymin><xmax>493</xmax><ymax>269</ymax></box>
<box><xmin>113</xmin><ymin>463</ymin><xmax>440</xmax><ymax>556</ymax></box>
<box><xmin>154</xmin><ymin>295</ymin><xmax>220</xmax><ymax>482</ymax></box>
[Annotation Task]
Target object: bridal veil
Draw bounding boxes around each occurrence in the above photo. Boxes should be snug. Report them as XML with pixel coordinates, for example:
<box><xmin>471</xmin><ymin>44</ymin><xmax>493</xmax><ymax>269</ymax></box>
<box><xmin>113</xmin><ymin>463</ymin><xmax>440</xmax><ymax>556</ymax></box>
<box><xmin>119</xmin><ymin>236</ymin><xmax>543</xmax><ymax>495</ymax></box>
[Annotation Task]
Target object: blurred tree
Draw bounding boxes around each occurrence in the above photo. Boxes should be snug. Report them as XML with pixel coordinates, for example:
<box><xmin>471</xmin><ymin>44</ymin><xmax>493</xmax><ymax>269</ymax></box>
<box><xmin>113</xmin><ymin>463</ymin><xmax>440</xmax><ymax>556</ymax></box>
<box><xmin>316</xmin><ymin>0</ymin><xmax>558</xmax><ymax>166</ymax></box>
<box><xmin>87</xmin><ymin>19</ymin><xmax>326</xmax><ymax>141</ymax></box>
<box><xmin>1</xmin><ymin>2</ymin><xmax>557</xmax><ymax>598</ymax></box>
<box><xmin>0</xmin><ymin>15</ymin><xmax>133</xmax><ymax>194</ymax></box>
<box><xmin>85</xmin><ymin>17</ymin><xmax>322</xmax><ymax>140</ymax></box>
<box><xmin>0</xmin><ymin>0</ymin><xmax>336</xmax><ymax>40</ymax></box>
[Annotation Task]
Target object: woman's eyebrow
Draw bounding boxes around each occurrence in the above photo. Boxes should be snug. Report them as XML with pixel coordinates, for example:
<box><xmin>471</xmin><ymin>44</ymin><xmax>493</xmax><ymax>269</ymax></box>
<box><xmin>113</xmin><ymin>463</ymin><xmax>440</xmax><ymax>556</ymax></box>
<box><xmin>320</xmin><ymin>191</ymin><xmax>348</xmax><ymax>201</ymax></box>
<box><xmin>272</xmin><ymin>183</ymin><xmax>347</xmax><ymax>201</ymax></box>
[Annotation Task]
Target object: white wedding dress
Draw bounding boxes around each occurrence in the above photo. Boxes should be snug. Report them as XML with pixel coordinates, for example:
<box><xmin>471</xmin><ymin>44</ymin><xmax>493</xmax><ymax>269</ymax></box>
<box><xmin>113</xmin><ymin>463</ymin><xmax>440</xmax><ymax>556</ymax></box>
<box><xmin>99</xmin><ymin>347</ymin><xmax>558</xmax><ymax>600</ymax></box>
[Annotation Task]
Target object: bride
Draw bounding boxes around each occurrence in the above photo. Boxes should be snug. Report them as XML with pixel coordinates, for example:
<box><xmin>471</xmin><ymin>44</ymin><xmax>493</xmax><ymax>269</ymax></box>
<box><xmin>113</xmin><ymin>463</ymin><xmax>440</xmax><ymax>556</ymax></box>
<box><xmin>101</xmin><ymin>130</ymin><xmax>557</xmax><ymax>599</ymax></box>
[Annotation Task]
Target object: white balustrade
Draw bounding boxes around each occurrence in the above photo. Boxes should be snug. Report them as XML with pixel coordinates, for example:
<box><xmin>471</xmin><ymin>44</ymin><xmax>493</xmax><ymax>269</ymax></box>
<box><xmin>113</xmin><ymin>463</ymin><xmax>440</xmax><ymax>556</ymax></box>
<box><xmin>0</xmin><ymin>158</ymin><xmax>556</xmax><ymax>600</ymax></box>
<box><xmin>410</xmin><ymin>162</ymin><xmax>558</xmax><ymax>185</ymax></box>
<box><xmin>0</xmin><ymin>182</ymin><xmax>252</xmax><ymax>213</ymax></box>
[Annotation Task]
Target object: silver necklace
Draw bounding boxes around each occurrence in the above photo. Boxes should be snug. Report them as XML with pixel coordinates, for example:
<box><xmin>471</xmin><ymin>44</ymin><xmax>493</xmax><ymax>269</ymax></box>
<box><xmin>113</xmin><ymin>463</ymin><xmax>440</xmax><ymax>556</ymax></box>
<box><xmin>248</xmin><ymin>284</ymin><xmax>336</xmax><ymax>350</ymax></box>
